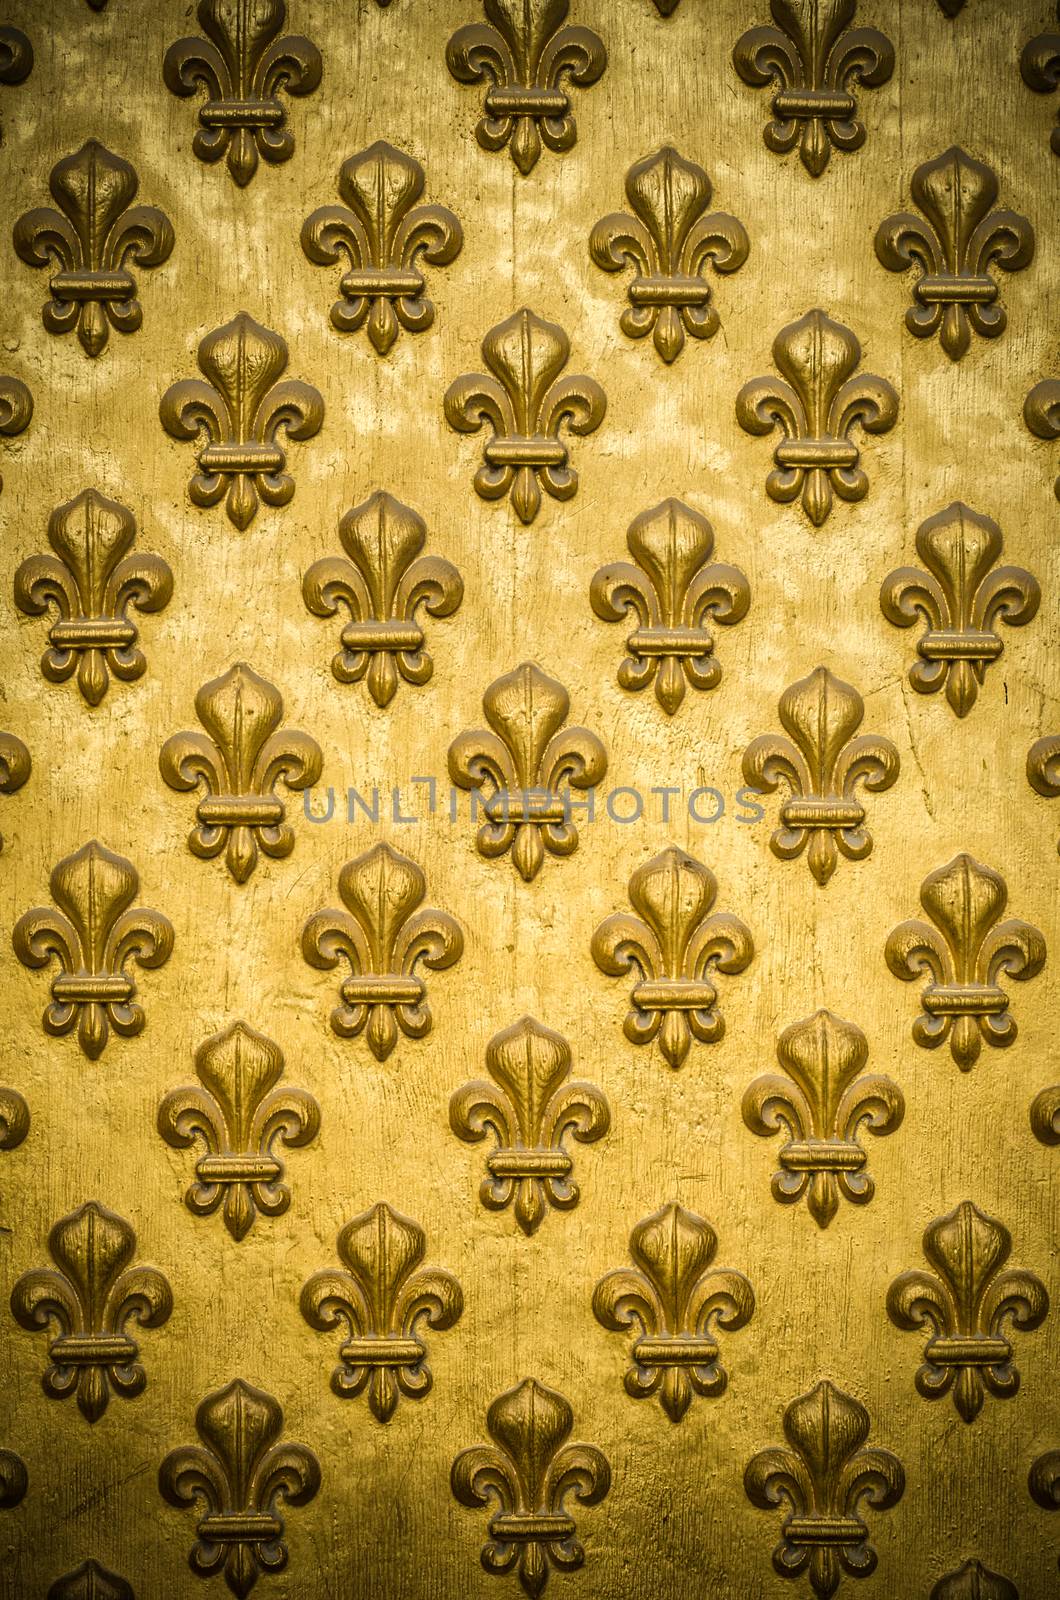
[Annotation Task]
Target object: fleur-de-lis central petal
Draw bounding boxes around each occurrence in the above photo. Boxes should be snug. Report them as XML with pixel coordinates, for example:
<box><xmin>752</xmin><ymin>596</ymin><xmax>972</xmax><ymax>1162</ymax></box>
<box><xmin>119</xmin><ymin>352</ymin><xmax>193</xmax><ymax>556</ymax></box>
<box><xmin>45</xmin><ymin>1561</ymin><xmax>134</xmax><ymax>1600</ymax></box>
<box><xmin>930</xmin><ymin>1559</ymin><xmax>1019</xmax><ymax>1600</ymax></box>
<box><xmin>450</xmin><ymin>1016</ymin><xmax>609</xmax><ymax>1235</ymax></box>
<box><xmin>448</xmin><ymin>662</ymin><xmax>608</xmax><ymax>880</ymax></box>
<box><xmin>445</xmin><ymin>308</ymin><xmax>606</xmax><ymax>524</ymax></box>
<box><xmin>452</xmin><ymin>1377</ymin><xmax>610</xmax><ymax>1598</ymax></box>
<box><xmin>160</xmin><ymin>662</ymin><xmax>322</xmax><ymax>884</ymax></box>
<box><xmin>743</xmin><ymin>665</ymin><xmax>899</xmax><ymax>885</ymax></box>
<box><xmin>0</xmin><ymin>373</ymin><xmax>32</xmax><ymax>494</ymax></box>
<box><xmin>301</xmin><ymin>1202</ymin><xmax>463</xmax><ymax>1423</ymax></box>
<box><xmin>887</xmin><ymin>1200</ymin><xmax>1049</xmax><ymax>1423</ymax></box>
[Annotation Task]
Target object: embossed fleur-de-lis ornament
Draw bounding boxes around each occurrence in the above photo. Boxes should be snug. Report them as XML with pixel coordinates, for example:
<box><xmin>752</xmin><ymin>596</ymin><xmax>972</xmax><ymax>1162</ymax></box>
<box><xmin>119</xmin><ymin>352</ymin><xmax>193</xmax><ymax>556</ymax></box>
<box><xmin>737</xmin><ymin>309</ymin><xmax>898</xmax><ymax>527</ymax></box>
<box><xmin>301</xmin><ymin>1202</ymin><xmax>463</xmax><ymax>1423</ymax></box>
<box><xmin>301</xmin><ymin>842</ymin><xmax>463</xmax><ymax>1061</ymax></box>
<box><xmin>589</xmin><ymin>146</ymin><xmax>749</xmax><ymax>364</ymax></box>
<box><xmin>444</xmin><ymin>309</ymin><xmax>606</xmax><ymax>524</ymax></box>
<box><xmin>743</xmin><ymin>665</ymin><xmax>899</xmax><ymax>885</ymax></box>
<box><xmin>734</xmin><ymin>0</ymin><xmax>895</xmax><ymax>178</ymax></box>
<box><xmin>160</xmin><ymin>314</ymin><xmax>323</xmax><ymax>531</ymax></box>
<box><xmin>875</xmin><ymin>147</ymin><xmax>1035</xmax><ymax>361</ymax></box>
<box><xmin>887</xmin><ymin>1201</ymin><xmax>1049</xmax><ymax>1424</ymax></box>
<box><xmin>160</xmin><ymin>663</ymin><xmax>322</xmax><ymax>884</ymax></box>
<box><xmin>1024</xmin><ymin>376</ymin><xmax>1060</xmax><ymax>502</ymax></box>
<box><xmin>1022</xmin><ymin>7</ymin><xmax>1060</xmax><ymax>157</ymax></box>
<box><xmin>164</xmin><ymin>0</ymin><xmax>322</xmax><ymax>187</ymax></box>
<box><xmin>593</xmin><ymin>1204</ymin><xmax>754</xmax><ymax>1423</ymax></box>
<box><xmin>0</xmin><ymin>726</ymin><xmax>31</xmax><ymax>852</ymax></box>
<box><xmin>302</xmin><ymin>490</ymin><xmax>463</xmax><ymax>707</ymax></box>
<box><xmin>11</xmin><ymin>1201</ymin><xmax>172</xmax><ymax>1423</ymax></box>
<box><xmin>885</xmin><ymin>853</ymin><xmax>1045</xmax><ymax>1070</ymax></box>
<box><xmin>158</xmin><ymin>1021</ymin><xmax>319</xmax><ymax>1241</ymax></box>
<box><xmin>0</xmin><ymin>1448</ymin><xmax>27</xmax><ymax>1510</ymax></box>
<box><xmin>14</xmin><ymin>141</ymin><xmax>173</xmax><ymax>358</ymax></box>
<box><xmin>452</xmin><ymin>1377</ymin><xmax>610</xmax><ymax>1598</ymax></box>
<box><xmin>591</xmin><ymin>847</ymin><xmax>753</xmax><ymax>1069</ymax></box>
<box><xmin>13</xmin><ymin>840</ymin><xmax>173</xmax><ymax>1060</ymax></box>
<box><xmin>159</xmin><ymin>1378</ymin><xmax>320</xmax><ymax>1599</ymax></box>
<box><xmin>744</xmin><ymin>1380</ymin><xmax>904</xmax><ymax>1599</ymax></box>
<box><xmin>447</xmin><ymin>0</ymin><xmax>606</xmax><ymax>176</ymax></box>
<box><xmin>15</xmin><ymin>489</ymin><xmax>173</xmax><ymax>707</ymax></box>
<box><xmin>880</xmin><ymin>502</ymin><xmax>1039</xmax><ymax>718</ymax></box>
<box><xmin>930</xmin><ymin>1561</ymin><xmax>1018</xmax><ymax>1600</ymax></box>
<box><xmin>1028</xmin><ymin>731</ymin><xmax>1060</xmax><ymax>852</ymax></box>
<box><xmin>302</xmin><ymin>142</ymin><xmax>462</xmax><ymax>355</ymax></box>
<box><xmin>0</xmin><ymin>374</ymin><xmax>32</xmax><ymax>493</ymax></box>
<box><xmin>0</xmin><ymin>1081</ymin><xmax>29</xmax><ymax>1169</ymax></box>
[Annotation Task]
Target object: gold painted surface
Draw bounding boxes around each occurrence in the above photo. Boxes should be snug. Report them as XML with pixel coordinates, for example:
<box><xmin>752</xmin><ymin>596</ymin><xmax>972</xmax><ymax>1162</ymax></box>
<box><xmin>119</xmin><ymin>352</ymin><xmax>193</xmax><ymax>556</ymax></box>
<box><xmin>0</xmin><ymin>2</ymin><xmax>1058</xmax><ymax>1597</ymax></box>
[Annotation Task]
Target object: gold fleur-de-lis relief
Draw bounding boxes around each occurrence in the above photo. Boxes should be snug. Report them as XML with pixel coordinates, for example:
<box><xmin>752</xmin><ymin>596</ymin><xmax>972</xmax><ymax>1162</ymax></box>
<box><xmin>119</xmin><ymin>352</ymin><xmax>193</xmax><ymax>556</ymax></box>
<box><xmin>300</xmin><ymin>1202</ymin><xmax>463</xmax><ymax>1423</ymax></box>
<box><xmin>1021</xmin><ymin>7</ymin><xmax>1060</xmax><ymax>157</ymax></box>
<box><xmin>301</xmin><ymin>842</ymin><xmax>463</xmax><ymax>1061</ymax></box>
<box><xmin>301</xmin><ymin>490</ymin><xmax>463</xmax><ymax>707</ymax></box>
<box><xmin>745</xmin><ymin>1380</ymin><xmax>904</xmax><ymax>1599</ymax></box>
<box><xmin>14</xmin><ymin>489</ymin><xmax>173</xmax><ymax>708</ymax></box>
<box><xmin>733</xmin><ymin>0</ymin><xmax>894</xmax><ymax>179</ymax></box>
<box><xmin>160</xmin><ymin>314</ymin><xmax>324</xmax><ymax>531</ymax></box>
<box><xmin>0</xmin><ymin>374</ymin><xmax>33</xmax><ymax>493</ymax></box>
<box><xmin>301</xmin><ymin>142</ymin><xmax>463</xmax><ymax>355</ymax></box>
<box><xmin>448</xmin><ymin>662</ymin><xmax>607</xmax><ymax>881</ymax></box>
<box><xmin>591</xmin><ymin>847</ymin><xmax>754</xmax><ymax>1070</ymax></box>
<box><xmin>1028</xmin><ymin>733</ymin><xmax>1060</xmax><ymax>852</ymax></box>
<box><xmin>593</xmin><ymin>1204</ymin><xmax>755</xmax><ymax>1423</ymax></box>
<box><xmin>1030</xmin><ymin>1450</ymin><xmax>1060</xmax><ymax>1515</ymax></box>
<box><xmin>1024</xmin><ymin>378</ymin><xmax>1060</xmax><ymax>502</ymax></box>
<box><xmin>159</xmin><ymin>1378</ymin><xmax>320</xmax><ymax>1599</ymax></box>
<box><xmin>742</xmin><ymin>666</ymin><xmax>900</xmax><ymax>886</ymax></box>
<box><xmin>651</xmin><ymin>0</ymin><xmax>680</xmax><ymax>13</ymax></box>
<box><xmin>742</xmin><ymin>1009</ymin><xmax>904</xmax><ymax>1229</ymax></box>
<box><xmin>444</xmin><ymin>309</ymin><xmax>606</xmax><ymax>525</ymax></box>
<box><xmin>887</xmin><ymin>1200</ymin><xmax>1049</xmax><ymax>1424</ymax></box>
<box><xmin>880</xmin><ymin>502</ymin><xmax>1040</xmax><ymax>720</ymax></box>
<box><xmin>159</xmin><ymin>663</ymin><xmax>322</xmax><ymax>885</ymax></box>
<box><xmin>0</xmin><ymin>27</ymin><xmax>32</xmax><ymax>144</ymax></box>
<box><xmin>884</xmin><ymin>853</ymin><xmax>1045</xmax><ymax>1071</ymax></box>
<box><xmin>590</xmin><ymin>499</ymin><xmax>750</xmax><ymax>714</ymax></box>
<box><xmin>12</xmin><ymin>840</ymin><xmax>173</xmax><ymax>1061</ymax></box>
<box><xmin>736</xmin><ymin>309</ymin><xmax>898</xmax><ymax>527</ymax></box>
<box><xmin>450</xmin><ymin>1016</ymin><xmax>609</xmax><ymax>1236</ymax></box>
<box><xmin>451</xmin><ymin>1377</ymin><xmax>610</xmax><ymax>1598</ymax></box>
<box><xmin>589</xmin><ymin>146</ymin><xmax>749</xmax><ymax>365</ymax></box>
<box><xmin>874</xmin><ymin>147</ymin><xmax>1035</xmax><ymax>362</ymax></box>
<box><xmin>163</xmin><ymin>0</ymin><xmax>321</xmax><ymax>188</ymax></box>
<box><xmin>446</xmin><ymin>0</ymin><xmax>606</xmax><ymax>176</ymax></box>
<box><xmin>14</xmin><ymin>141</ymin><xmax>173</xmax><ymax>359</ymax></box>
<box><xmin>930</xmin><ymin>1560</ymin><xmax>1018</xmax><ymax>1600</ymax></box>
<box><xmin>0</xmin><ymin>1450</ymin><xmax>27</xmax><ymax>1510</ymax></box>
<box><xmin>47</xmin><ymin>1562</ymin><xmax>134</xmax><ymax>1600</ymax></box>
<box><xmin>157</xmin><ymin>1021</ymin><xmax>320</xmax><ymax>1242</ymax></box>
<box><xmin>1031</xmin><ymin>1083</ymin><xmax>1060</xmax><ymax>1146</ymax></box>
<box><xmin>10</xmin><ymin>1201</ymin><xmax>172</xmax><ymax>1424</ymax></box>
<box><xmin>0</xmin><ymin>728</ymin><xmax>31</xmax><ymax>851</ymax></box>
<box><xmin>0</xmin><ymin>1084</ymin><xmax>30</xmax><ymax>1163</ymax></box>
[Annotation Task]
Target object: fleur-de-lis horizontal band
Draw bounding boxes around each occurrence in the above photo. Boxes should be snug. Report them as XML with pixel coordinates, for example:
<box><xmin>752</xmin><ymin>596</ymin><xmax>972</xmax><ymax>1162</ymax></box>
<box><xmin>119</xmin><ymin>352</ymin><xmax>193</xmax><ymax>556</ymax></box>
<box><xmin>772</xmin><ymin>89</ymin><xmax>856</xmax><ymax>120</ymax></box>
<box><xmin>50</xmin><ymin>269</ymin><xmax>135</xmax><ymax>300</ymax></box>
<box><xmin>483</xmin><ymin>792</ymin><xmax>569</xmax><ymax>825</ymax></box>
<box><xmin>48</xmin><ymin>620</ymin><xmax>137</xmax><ymax>649</ymax></box>
<box><xmin>633</xmin><ymin>1335</ymin><xmax>719</xmax><ymax>1366</ymax></box>
<box><xmin>780</xmin><ymin>798</ymin><xmax>865</xmax><ymax>828</ymax></box>
<box><xmin>486</xmin><ymin>1150</ymin><xmax>573</xmax><ymax>1179</ymax></box>
<box><xmin>626</xmin><ymin>627</ymin><xmax>714</xmax><ymax>657</ymax></box>
<box><xmin>50</xmin><ymin>974</ymin><xmax>133</xmax><ymax>1003</ymax></box>
<box><xmin>921</xmin><ymin>983</ymin><xmax>1007</xmax><ymax>1015</ymax></box>
<box><xmin>341</xmin><ymin>975</ymin><xmax>424</xmax><ymax>1006</ymax></box>
<box><xmin>484</xmin><ymin>87</ymin><xmax>568</xmax><ymax>116</ymax></box>
<box><xmin>919</xmin><ymin>631</ymin><xmax>1003</xmax><ymax>660</ymax></box>
<box><xmin>197</xmin><ymin>1512</ymin><xmax>283</xmax><ymax>1542</ymax></box>
<box><xmin>630</xmin><ymin>979</ymin><xmax>718</xmax><ymax>1011</ymax></box>
<box><xmin>482</xmin><ymin>437</ymin><xmax>568</xmax><ymax>468</ymax></box>
<box><xmin>784</xmin><ymin>1516</ymin><xmax>867</xmax><ymax>1548</ymax></box>
<box><xmin>925</xmin><ymin>1335</ymin><xmax>1012</xmax><ymax>1366</ymax></box>
<box><xmin>195</xmin><ymin>796</ymin><xmax>285</xmax><ymax>827</ymax></box>
<box><xmin>773</xmin><ymin>440</ymin><xmax>859</xmax><ymax>469</ymax></box>
<box><xmin>628</xmin><ymin>276</ymin><xmax>716</xmax><ymax>307</ymax></box>
<box><xmin>779</xmin><ymin>1141</ymin><xmax>867</xmax><ymax>1173</ymax></box>
<box><xmin>50</xmin><ymin>1334</ymin><xmax>137</xmax><ymax>1364</ymax></box>
<box><xmin>195</xmin><ymin>1155</ymin><xmax>282</xmax><ymax>1184</ymax></box>
<box><xmin>197</xmin><ymin>442</ymin><xmax>285</xmax><ymax>473</ymax></box>
<box><xmin>489</xmin><ymin>1513</ymin><xmax>576</xmax><ymax>1542</ymax></box>
<box><xmin>915</xmin><ymin>274</ymin><xmax>997</xmax><ymax>305</ymax></box>
<box><xmin>340</xmin><ymin>268</ymin><xmax>425</xmax><ymax>298</ymax></box>
<box><xmin>197</xmin><ymin>99</ymin><xmax>285</xmax><ymax>129</ymax></box>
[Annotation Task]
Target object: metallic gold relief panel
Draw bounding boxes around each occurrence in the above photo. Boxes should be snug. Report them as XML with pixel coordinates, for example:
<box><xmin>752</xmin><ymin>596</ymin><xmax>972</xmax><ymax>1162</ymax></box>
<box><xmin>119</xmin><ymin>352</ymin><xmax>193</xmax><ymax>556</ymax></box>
<box><xmin>0</xmin><ymin>2</ymin><xmax>1058</xmax><ymax>1597</ymax></box>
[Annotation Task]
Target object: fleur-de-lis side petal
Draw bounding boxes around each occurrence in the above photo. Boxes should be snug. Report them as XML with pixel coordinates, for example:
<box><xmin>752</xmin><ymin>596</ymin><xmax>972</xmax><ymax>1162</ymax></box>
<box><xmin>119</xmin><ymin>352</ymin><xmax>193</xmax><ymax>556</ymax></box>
<box><xmin>887</xmin><ymin>1201</ymin><xmax>1049</xmax><ymax>1424</ymax></box>
<box><xmin>0</xmin><ymin>728</ymin><xmax>31</xmax><ymax>852</ymax></box>
<box><xmin>0</xmin><ymin>1084</ymin><xmax>30</xmax><ymax>1160</ymax></box>
<box><xmin>164</xmin><ymin>0</ymin><xmax>321</xmax><ymax>187</ymax></box>
<box><xmin>591</xmin><ymin>847</ymin><xmax>754</xmax><ymax>1069</ymax></box>
<box><xmin>10</xmin><ymin>1201</ymin><xmax>172</xmax><ymax>1424</ymax></box>
<box><xmin>448</xmin><ymin>663</ymin><xmax>607</xmax><ymax>881</ymax></box>
<box><xmin>1030</xmin><ymin>1450</ymin><xmax>1060</xmax><ymax>1513</ymax></box>
<box><xmin>745</xmin><ymin>1380</ymin><xmax>904</xmax><ymax>1599</ymax></box>
<box><xmin>880</xmin><ymin>502</ymin><xmax>1039</xmax><ymax>719</ymax></box>
<box><xmin>589</xmin><ymin>147</ymin><xmax>749</xmax><ymax>364</ymax></box>
<box><xmin>0</xmin><ymin>1449</ymin><xmax>27</xmax><ymax>1509</ymax></box>
<box><xmin>13</xmin><ymin>841</ymin><xmax>173</xmax><ymax>1060</ymax></box>
<box><xmin>590</xmin><ymin>499</ymin><xmax>750</xmax><ymax>713</ymax></box>
<box><xmin>1021</xmin><ymin>7</ymin><xmax>1060</xmax><ymax>158</ymax></box>
<box><xmin>444</xmin><ymin>309</ymin><xmax>606</xmax><ymax>524</ymax></box>
<box><xmin>452</xmin><ymin>1377</ymin><xmax>610</xmax><ymax>1598</ymax></box>
<box><xmin>742</xmin><ymin>666</ymin><xmax>899</xmax><ymax>886</ymax></box>
<box><xmin>160</xmin><ymin>314</ymin><xmax>323</xmax><ymax>531</ymax></box>
<box><xmin>875</xmin><ymin>148</ymin><xmax>1035</xmax><ymax>361</ymax></box>
<box><xmin>0</xmin><ymin>27</ymin><xmax>32</xmax><ymax>145</ymax></box>
<box><xmin>159</xmin><ymin>1378</ymin><xmax>320</xmax><ymax>1600</ymax></box>
<box><xmin>450</xmin><ymin>1016</ymin><xmax>609</xmax><ymax>1236</ymax></box>
<box><xmin>743</xmin><ymin>1010</ymin><xmax>904</xmax><ymax>1229</ymax></box>
<box><xmin>884</xmin><ymin>853</ymin><xmax>1045</xmax><ymax>1070</ymax></box>
<box><xmin>301</xmin><ymin>490</ymin><xmax>463</xmax><ymax>707</ymax></box>
<box><xmin>593</xmin><ymin>1204</ymin><xmax>754</xmax><ymax>1423</ymax></box>
<box><xmin>301</xmin><ymin>142</ymin><xmax>463</xmax><ymax>355</ymax></box>
<box><xmin>0</xmin><ymin>374</ymin><xmax>32</xmax><ymax>494</ymax></box>
<box><xmin>733</xmin><ymin>1</ymin><xmax>894</xmax><ymax>178</ymax></box>
<box><xmin>300</xmin><ymin>1202</ymin><xmax>463</xmax><ymax>1423</ymax></box>
<box><xmin>301</xmin><ymin>843</ymin><xmax>463</xmax><ymax>1061</ymax></box>
<box><xmin>447</xmin><ymin>0</ymin><xmax>606</xmax><ymax>176</ymax></box>
<box><xmin>736</xmin><ymin>309</ymin><xmax>898</xmax><ymax>526</ymax></box>
<box><xmin>159</xmin><ymin>663</ymin><xmax>322</xmax><ymax>885</ymax></box>
<box><xmin>47</xmin><ymin>1562</ymin><xmax>134</xmax><ymax>1600</ymax></box>
<box><xmin>158</xmin><ymin>1021</ymin><xmax>320</xmax><ymax>1241</ymax></box>
<box><xmin>1024</xmin><ymin>377</ymin><xmax>1060</xmax><ymax>502</ymax></box>
<box><xmin>930</xmin><ymin>1560</ymin><xmax>1018</xmax><ymax>1600</ymax></box>
<box><xmin>15</xmin><ymin>489</ymin><xmax>173</xmax><ymax>707</ymax></box>
<box><xmin>14</xmin><ymin>141</ymin><xmax>173</xmax><ymax>358</ymax></box>
<box><xmin>1028</xmin><ymin>734</ymin><xmax>1060</xmax><ymax>853</ymax></box>
<box><xmin>1031</xmin><ymin>1083</ymin><xmax>1060</xmax><ymax>1146</ymax></box>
